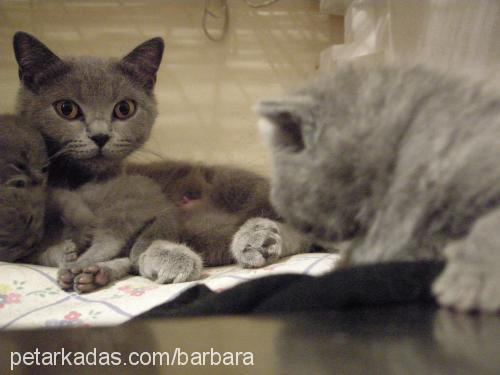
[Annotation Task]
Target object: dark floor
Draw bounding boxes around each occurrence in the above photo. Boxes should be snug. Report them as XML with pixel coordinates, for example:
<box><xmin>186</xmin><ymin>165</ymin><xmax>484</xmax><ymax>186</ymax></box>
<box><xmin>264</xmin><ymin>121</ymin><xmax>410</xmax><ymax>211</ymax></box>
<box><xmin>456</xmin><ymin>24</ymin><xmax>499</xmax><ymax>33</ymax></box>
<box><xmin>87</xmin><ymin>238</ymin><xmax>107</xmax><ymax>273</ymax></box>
<box><xmin>1</xmin><ymin>303</ymin><xmax>499</xmax><ymax>374</ymax></box>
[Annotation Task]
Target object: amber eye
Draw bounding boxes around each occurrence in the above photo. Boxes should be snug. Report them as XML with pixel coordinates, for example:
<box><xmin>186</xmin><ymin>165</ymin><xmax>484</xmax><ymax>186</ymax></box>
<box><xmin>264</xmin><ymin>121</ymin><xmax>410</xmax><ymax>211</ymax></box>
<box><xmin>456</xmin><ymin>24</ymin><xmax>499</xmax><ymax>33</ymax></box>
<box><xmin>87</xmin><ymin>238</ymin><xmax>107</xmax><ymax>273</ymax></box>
<box><xmin>113</xmin><ymin>100</ymin><xmax>136</xmax><ymax>120</ymax></box>
<box><xmin>54</xmin><ymin>100</ymin><xmax>81</xmax><ymax>120</ymax></box>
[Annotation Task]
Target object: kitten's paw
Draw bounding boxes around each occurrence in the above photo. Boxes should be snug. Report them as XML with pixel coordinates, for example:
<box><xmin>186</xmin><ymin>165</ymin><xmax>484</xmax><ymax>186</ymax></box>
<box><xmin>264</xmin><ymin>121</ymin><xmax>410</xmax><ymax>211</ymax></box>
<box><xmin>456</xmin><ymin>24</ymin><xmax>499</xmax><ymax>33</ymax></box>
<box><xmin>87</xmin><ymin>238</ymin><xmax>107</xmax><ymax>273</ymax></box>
<box><xmin>73</xmin><ymin>264</ymin><xmax>112</xmax><ymax>293</ymax></box>
<box><xmin>56</xmin><ymin>241</ymin><xmax>80</xmax><ymax>290</ymax></box>
<box><xmin>433</xmin><ymin>262</ymin><xmax>500</xmax><ymax>313</ymax></box>
<box><xmin>57</xmin><ymin>268</ymin><xmax>78</xmax><ymax>291</ymax></box>
<box><xmin>231</xmin><ymin>218</ymin><xmax>282</xmax><ymax>268</ymax></box>
<box><xmin>61</xmin><ymin>240</ymin><xmax>78</xmax><ymax>264</ymax></box>
<box><xmin>139</xmin><ymin>241</ymin><xmax>202</xmax><ymax>284</ymax></box>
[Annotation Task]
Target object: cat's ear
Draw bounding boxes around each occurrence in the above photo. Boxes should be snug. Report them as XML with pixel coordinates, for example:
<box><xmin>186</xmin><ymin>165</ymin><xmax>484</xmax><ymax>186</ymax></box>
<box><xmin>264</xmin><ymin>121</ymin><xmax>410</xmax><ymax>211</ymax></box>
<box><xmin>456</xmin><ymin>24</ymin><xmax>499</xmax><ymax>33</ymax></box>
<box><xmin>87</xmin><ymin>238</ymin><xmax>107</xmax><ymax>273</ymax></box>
<box><xmin>121</xmin><ymin>37</ymin><xmax>164</xmax><ymax>92</ymax></box>
<box><xmin>255</xmin><ymin>96</ymin><xmax>315</xmax><ymax>152</ymax></box>
<box><xmin>13</xmin><ymin>31</ymin><xmax>66</xmax><ymax>93</ymax></box>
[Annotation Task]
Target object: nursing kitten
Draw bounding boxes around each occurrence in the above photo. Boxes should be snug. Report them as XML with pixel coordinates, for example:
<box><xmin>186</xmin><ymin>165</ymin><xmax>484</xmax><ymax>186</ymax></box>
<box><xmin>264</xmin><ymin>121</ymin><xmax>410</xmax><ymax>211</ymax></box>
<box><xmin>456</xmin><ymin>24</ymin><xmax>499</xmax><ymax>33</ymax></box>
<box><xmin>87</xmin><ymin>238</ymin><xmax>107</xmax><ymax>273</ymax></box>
<box><xmin>25</xmin><ymin>174</ymin><xmax>198</xmax><ymax>293</ymax></box>
<box><xmin>258</xmin><ymin>65</ymin><xmax>500</xmax><ymax>312</ymax></box>
<box><xmin>0</xmin><ymin>115</ymin><xmax>48</xmax><ymax>262</ymax></box>
<box><xmin>0</xmin><ymin>115</ymin><xmax>187</xmax><ymax>292</ymax></box>
<box><xmin>13</xmin><ymin>31</ymin><xmax>312</xmax><ymax>285</ymax></box>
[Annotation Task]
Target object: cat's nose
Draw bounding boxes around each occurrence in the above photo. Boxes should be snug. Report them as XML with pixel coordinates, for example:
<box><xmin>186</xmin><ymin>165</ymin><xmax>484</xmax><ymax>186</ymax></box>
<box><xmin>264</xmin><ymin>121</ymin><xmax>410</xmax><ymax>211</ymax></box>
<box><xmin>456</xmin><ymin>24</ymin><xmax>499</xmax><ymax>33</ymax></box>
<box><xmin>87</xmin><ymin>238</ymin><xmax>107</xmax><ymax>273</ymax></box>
<box><xmin>90</xmin><ymin>134</ymin><xmax>110</xmax><ymax>148</ymax></box>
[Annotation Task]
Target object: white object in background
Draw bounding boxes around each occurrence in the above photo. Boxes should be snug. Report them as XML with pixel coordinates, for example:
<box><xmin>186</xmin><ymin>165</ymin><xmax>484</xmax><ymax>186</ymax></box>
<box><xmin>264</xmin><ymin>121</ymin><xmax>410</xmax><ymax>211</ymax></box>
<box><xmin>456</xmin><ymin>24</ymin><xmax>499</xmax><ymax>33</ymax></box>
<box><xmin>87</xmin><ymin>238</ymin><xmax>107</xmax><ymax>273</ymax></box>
<box><xmin>320</xmin><ymin>0</ymin><xmax>500</xmax><ymax>83</ymax></box>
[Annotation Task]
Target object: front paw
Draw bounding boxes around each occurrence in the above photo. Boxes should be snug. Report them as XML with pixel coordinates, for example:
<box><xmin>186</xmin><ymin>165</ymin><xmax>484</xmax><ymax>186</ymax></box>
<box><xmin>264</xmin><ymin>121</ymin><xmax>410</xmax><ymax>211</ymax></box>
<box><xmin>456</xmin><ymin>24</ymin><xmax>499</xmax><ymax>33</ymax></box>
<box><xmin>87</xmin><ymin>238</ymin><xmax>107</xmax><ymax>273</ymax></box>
<box><xmin>73</xmin><ymin>265</ymin><xmax>112</xmax><ymax>293</ymax></box>
<box><xmin>58</xmin><ymin>264</ymin><xmax>111</xmax><ymax>293</ymax></box>
<box><xmin>56</xmin><ymin>241</ymin><xmax>80</xmax><ymax>290</ymax></box>
<box><xmin>138</xmin><ymin>241</ymin><xmax>203</xmax><ymax>284</ymax></box>
<box><xmin>231</xmin><ymin>218</ymin><xmax>282</xmax><ymax>268</ymax></box>
<box><xmin>433</xmin><ymin>262</ymin><xmax>500</xmax><ymax>313</ymax></box>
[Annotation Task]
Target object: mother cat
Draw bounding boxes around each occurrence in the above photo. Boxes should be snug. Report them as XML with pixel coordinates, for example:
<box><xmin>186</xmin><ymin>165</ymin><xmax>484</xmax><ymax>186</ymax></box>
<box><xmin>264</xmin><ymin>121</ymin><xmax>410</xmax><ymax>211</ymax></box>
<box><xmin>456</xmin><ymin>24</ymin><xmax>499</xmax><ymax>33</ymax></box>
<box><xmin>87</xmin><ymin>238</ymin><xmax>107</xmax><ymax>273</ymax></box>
<box><xmin>257</xmin><ymin>65</ymin><xmax>500</xmax><ymax>312</ymax></box>
<box><xmin>13</xmin><ymin>31</ymin><xmax>311</xmax><ymax>282</ymax></box>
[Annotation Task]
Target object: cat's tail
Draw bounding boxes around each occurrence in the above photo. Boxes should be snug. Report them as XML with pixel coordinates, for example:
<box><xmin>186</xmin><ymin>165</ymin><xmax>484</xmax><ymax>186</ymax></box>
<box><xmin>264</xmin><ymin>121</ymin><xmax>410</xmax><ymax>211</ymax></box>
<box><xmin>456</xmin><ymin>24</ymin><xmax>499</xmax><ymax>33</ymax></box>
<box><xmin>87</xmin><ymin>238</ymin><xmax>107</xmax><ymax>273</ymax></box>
<box><xmin>137</xmin><ymin>260</ymin><xmax>445</xmax><ymax>318</ymax></box>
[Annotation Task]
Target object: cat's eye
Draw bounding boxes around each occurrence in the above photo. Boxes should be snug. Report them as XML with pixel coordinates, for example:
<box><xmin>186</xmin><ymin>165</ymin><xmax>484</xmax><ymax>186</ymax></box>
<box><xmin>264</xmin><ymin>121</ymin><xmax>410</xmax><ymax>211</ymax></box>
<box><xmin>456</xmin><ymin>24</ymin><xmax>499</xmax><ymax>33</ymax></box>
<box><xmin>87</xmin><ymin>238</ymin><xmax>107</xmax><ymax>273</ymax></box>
<box><xmin>113</xmin><ymin>100</ymin><xmax>136</xmax><ymax>120</ymax></box>
<box><xmin>54</xmin><ymin>100</ymin><xmax>81</xmax><ymax>120</ymax></box>
<box><xmin>6</xmin><ymin>177</ymin><xmax>27</xmax><ymax>188</ymax></box>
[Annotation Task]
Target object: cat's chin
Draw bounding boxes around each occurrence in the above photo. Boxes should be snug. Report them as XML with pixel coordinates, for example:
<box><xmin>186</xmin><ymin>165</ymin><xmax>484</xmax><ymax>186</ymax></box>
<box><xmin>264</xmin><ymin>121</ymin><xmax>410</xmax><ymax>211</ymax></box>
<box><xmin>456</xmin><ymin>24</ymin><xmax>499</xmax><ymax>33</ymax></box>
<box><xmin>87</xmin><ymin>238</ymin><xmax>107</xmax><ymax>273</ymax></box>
<box><xmin>75</xmin><ymin>155</ymin><xmax>121</xmax><ymax>174</ymax></box>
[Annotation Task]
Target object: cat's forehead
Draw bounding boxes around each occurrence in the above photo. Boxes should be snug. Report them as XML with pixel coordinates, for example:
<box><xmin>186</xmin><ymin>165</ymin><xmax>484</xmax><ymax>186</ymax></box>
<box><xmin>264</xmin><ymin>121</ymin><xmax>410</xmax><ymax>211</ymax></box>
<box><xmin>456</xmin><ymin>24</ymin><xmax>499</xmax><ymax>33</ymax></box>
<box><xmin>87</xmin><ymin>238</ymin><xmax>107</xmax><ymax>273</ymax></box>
<box><xmin>46</xmin><ymin>57</ymin><xmax>143</xmax><ymax>105</ymax></box>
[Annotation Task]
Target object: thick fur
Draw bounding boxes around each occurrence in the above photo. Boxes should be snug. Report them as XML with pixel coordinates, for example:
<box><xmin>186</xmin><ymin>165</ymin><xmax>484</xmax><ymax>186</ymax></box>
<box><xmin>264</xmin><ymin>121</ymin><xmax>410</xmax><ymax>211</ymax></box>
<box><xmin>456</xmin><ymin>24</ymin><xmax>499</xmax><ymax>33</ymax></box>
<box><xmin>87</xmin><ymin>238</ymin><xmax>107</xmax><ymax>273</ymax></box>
<box><xmin>258</xmin><ymin>65</ymin><xmax>500</xmax><ymax>312</ymax></box>
<box><xmin>0</xmin><ymin>115</ymin><xmax>48</xmax><ymax>262</ymax></box>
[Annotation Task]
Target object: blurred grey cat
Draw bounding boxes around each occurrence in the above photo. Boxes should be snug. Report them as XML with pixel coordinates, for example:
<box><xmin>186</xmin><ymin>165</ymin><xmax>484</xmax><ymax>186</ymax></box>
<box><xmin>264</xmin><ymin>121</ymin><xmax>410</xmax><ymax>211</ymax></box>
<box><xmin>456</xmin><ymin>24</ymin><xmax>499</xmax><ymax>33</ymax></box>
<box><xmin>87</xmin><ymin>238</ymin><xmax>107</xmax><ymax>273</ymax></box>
<box><xmin>13</xmin><ymin>31</ymin><xmax>312</xmax><ymax>287</ymax></box>
<box><xmin>0</xmin><ymin>115</ymin><xmax>48</xmax><ymax>262</ymax></box>
<box><xmin>257</xmin><ymin>65</ymin><xmax>500</xmax><ymax>312</ymax></box>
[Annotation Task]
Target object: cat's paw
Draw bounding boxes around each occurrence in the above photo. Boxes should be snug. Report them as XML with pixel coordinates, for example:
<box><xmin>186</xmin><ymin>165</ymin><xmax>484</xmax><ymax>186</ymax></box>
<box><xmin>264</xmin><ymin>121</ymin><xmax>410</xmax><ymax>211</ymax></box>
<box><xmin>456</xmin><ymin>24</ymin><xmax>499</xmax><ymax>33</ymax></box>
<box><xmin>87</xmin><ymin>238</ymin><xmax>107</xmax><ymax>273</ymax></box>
<box><xmin>433</xmin><ymin>262</ymin><xmax>500</xmax><ymax>313</ymax></box>
<box><xmin>56</xmin><ymin>241</ymin><xmax>80</xmax><ymax>290</ymax></box>
<box><xmin>73</xmin><ymin>264</ymin><xmax>112</xmax><ymax>293</ymax></box>
<box><xmin>231</xmin><ymin>218</ymin><xmax>282</xmax><ymax>268</ymax></box>
<box><xmin>138</xmin><ymin>241</ymin><xmax>203</xmax><ymax>284</ymax></box>
<box><xmin>61</xmin><ymin>240</ymin><xmax>79</xmax><ymax>264</ymax></box>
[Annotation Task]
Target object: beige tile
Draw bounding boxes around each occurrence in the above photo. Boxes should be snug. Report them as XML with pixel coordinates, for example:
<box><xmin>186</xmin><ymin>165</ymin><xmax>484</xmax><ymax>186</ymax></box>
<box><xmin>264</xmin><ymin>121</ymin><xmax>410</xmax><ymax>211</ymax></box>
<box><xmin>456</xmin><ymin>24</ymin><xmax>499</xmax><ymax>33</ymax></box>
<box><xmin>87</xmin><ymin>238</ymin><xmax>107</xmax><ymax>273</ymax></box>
<box><xmin>0</xmin><ymin>0</ymin><xmax>343</xmax><ymax>175</ymax></box>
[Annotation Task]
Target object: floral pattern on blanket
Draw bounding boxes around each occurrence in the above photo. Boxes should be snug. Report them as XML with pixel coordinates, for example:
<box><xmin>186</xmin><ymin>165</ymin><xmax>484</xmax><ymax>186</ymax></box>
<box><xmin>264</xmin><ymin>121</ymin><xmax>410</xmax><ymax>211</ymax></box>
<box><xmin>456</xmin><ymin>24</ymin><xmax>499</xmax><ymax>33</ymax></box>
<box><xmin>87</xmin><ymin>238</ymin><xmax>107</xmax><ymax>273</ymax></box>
<box><xmin>0</xmin><ymin>253</ymin><xmax>339</xmax><ymax>330</ymax></box>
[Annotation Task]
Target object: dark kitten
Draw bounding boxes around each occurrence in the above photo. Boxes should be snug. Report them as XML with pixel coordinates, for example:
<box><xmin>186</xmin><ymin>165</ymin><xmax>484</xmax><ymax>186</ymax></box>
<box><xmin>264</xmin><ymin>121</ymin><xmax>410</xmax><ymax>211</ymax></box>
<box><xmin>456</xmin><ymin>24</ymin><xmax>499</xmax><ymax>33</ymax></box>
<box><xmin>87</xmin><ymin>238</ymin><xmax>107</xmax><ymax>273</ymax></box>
<box><xmin>0</xmin><ymin>115</ymin><xmax>48</xmax><ymax>262</ymax></box>
<box><xmin>258</xmin><ymin>65</ymin><xmax>500</xmax><ymax>312</ymax></box>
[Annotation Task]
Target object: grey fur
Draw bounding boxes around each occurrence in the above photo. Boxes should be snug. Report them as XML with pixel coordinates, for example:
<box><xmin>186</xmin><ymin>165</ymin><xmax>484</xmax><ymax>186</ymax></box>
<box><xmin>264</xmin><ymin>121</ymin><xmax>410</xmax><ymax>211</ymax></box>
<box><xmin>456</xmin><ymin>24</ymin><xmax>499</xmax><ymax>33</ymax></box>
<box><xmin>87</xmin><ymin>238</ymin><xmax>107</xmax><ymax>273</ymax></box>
<box><xmin>26</xmin><ymin>174</ymin><xmax>195</xmax><ymax>292</ymax></box>
<box><xmin>11</xmin><ymin>32</ymin><xmax>205</xmax><ymax>291</ymax></box>
<box><xmin>258</xmin><ymin>65</ymin><xmax>500</xmax><ymax>312</ymax></box>
<box><xmin>0</xmin><ymin>115</ymin><xmax>48</xmax><ymax>262</ymax></box>
<box><xmin>14</xmin><ymin>31</ymin><xmax>162</xmax><ymax>186</ymax></box>
<box><xmin>11</xmin><ymin>32</ymin><xmax>312</xmax><ymax>289</ymax></box>
<box><xmin>138</xmin><ymin>240</ymin><xmax>202</xmax><ymax>284</ymax></box>
<box><xmin>231</xmin><ymin>218</ymin><xmax>311</xmax><ymax>268</ymax></box>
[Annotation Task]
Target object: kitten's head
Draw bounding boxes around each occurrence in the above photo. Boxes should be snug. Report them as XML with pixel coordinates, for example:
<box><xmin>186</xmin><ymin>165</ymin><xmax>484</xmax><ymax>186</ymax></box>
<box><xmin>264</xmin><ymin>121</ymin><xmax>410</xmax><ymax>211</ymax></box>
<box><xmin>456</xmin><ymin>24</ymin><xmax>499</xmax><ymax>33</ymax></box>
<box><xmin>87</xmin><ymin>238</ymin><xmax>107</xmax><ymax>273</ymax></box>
<box><xmin>256</xmin><ymin>67</ymin><xmax>390</xmax><ymax>242</ymax></box>
<box><xmin>13</xmin><ymin>32</ymin><xmax>164</xmax><ymax>175</ymax></box>
<box><xmin>0</xmin><ymin>117</ymin><xmax>48</xmax><ymax>261</ymax></box>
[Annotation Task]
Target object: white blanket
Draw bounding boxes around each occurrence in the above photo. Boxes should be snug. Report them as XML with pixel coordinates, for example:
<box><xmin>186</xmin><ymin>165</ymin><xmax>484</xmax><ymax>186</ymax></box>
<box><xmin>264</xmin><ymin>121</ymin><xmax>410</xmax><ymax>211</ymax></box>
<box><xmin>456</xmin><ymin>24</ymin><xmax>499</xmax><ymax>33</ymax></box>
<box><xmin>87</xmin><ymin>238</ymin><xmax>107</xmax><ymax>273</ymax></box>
<box><xmin>0</xmin><ymin>253</ymin><xmax>339</xmax><ymax>330</ymax></box>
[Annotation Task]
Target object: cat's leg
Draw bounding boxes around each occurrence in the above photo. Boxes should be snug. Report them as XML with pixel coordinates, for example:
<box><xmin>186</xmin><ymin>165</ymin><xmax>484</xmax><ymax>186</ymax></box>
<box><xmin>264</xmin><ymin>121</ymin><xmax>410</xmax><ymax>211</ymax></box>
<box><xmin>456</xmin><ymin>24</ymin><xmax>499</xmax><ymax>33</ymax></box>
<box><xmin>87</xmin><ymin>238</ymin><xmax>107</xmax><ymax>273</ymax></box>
<box><xmin>26</xmin><ymin>239</ymin><xmax>78</xmax><ymax>267</ymax></box>
<box><xmin>70</xmin><ymin>257</ymin><xmax>132</xmax><ymax>293</ymax></box>
<box><xmin>50</xmin><ymin>188</ymin><xmax>96</xmax><ymax>226</ymax></box>
<box><xmin>231</xmin><ymin>218</ymin><xmax>313</xmax><ymax>268</ymax></box>
<box><xmin>128</xmin><ymin>209</ymin><xmax>180</xmax><ymax>266</ymax></box>
<box><xmin>433</xmin><ymin>208</ymin><xmax>500</xmax><ymax>312</ymax></box>
<box><xmin>58</xmin><ymin>230</ymin><xmax>125</xmax><ymax>290</ymax></box>
<box><xmin>137</xmin><ymin>240</ymin><xmax>202</xmax><ymax>284</ymax></box>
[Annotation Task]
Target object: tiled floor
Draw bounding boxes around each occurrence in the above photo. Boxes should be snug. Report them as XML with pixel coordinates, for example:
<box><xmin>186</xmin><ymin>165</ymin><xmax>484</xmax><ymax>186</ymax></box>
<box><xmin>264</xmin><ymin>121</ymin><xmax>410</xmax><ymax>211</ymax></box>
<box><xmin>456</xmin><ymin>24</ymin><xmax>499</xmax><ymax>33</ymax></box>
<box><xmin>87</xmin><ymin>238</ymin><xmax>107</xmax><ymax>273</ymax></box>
<box><xmin>0</xmin><ymin>0</ymin><xmax>343</xmax><ymax>174</ymax></box>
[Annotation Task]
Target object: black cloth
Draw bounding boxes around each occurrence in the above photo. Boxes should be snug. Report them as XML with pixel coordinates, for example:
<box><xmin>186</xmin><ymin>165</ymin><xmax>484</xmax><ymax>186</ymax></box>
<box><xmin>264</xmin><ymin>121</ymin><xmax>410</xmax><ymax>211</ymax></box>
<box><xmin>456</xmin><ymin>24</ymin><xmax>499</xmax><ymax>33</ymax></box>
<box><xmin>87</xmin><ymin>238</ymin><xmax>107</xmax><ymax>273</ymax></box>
<box><xmin>136</xmin><ymin>260</ymin><xmax>445</xmax><ymax>319</ymax></box>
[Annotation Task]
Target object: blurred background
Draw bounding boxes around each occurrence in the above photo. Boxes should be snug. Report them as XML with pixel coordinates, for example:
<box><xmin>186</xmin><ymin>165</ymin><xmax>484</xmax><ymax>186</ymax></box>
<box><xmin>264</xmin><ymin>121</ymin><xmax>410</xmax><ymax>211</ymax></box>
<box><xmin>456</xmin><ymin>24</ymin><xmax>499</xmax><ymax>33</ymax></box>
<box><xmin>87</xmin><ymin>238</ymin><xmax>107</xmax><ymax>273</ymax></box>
<box><xmin>0</xmin><ymin>0</ymin><xmax>343</xmax><ymax>175</ymax></box>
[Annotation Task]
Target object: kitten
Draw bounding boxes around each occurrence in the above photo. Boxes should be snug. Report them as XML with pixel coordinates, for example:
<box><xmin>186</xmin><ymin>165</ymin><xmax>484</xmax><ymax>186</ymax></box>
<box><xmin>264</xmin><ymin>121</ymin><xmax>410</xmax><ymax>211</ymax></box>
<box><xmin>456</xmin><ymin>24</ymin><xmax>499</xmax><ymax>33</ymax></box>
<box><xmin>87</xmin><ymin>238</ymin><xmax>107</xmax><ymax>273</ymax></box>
<box><xmin>257</xmin><ymin>65</ymin><xmax>500</xmax><ymax>312</ymax></box>
<box><xmin>0</xmin><ymin>115</ymin><xmax>188</xmax><ymax>292</ymax></box>
<box><xmin>0</xmin><ymin>115</ymin><xmax>48</xmax><ymax>262</ymax></box>
<box><xmin>25</xmin><ymin>174</ymin><xmax>200</xmax><ymax>293</ymax></box>
<box><xmin>13</xmin><ymin>31</ymin><xmax>313</xmax><ymax>284</ymax></box>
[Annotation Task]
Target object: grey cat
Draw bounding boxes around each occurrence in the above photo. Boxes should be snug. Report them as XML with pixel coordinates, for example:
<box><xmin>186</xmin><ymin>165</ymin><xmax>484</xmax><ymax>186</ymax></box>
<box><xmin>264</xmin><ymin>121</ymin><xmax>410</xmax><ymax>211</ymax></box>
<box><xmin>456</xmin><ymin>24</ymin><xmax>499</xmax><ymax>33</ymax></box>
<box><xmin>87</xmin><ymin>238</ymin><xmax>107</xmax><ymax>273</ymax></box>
<box><xmin>0</xmin><ymin>117</ymin><xmax>197</xmax><ymax>292</ymax></box>
<box><xmin>12</xmin><ymin>31</ymin><xmax>312</xmax><ymax>289</ymax></box>
<box><xmin>24</xmin><ymin>174</ymin><xmax>199</xmax><ymax>293</ymax></box>
<box><xmin>0</xmin><ymin>115</ymin><xmax>48</xmax><ymax>262</ymax></box>
<box><xmin>257</xmin><ymin>64</ymin><xmax>500</xmax><ymax>312</ymax></box>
